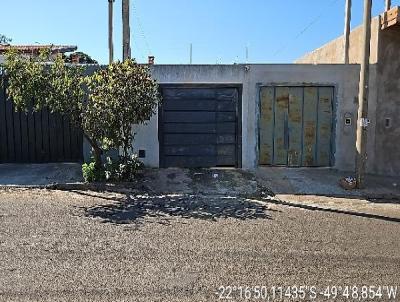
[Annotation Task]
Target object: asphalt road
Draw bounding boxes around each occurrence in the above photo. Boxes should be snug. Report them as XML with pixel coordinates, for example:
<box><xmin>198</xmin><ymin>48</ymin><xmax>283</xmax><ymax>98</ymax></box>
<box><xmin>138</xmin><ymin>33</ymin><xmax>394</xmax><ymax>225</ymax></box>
<box><xmin>0</xmin><ymin>189</ymin><xmax>399</xmax><ymax>301</ymax></box>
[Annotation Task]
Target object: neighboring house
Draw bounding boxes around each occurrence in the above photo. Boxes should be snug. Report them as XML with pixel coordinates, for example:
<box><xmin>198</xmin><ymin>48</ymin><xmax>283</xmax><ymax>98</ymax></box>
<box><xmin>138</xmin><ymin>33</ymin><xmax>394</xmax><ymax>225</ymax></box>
<box><xmin>64</xmin><ymin>52</ymin><xmax>98</xmax><ymax>64</ymax></box>
<box><xmin>296</xmin><ymin>6</ymin><xmax>400</xmax><ymax>176</ymax></box>
<box><xmin>0</xmin><ymin>44</ymin><xmax>77</xmax><ymax>64</ymax></box>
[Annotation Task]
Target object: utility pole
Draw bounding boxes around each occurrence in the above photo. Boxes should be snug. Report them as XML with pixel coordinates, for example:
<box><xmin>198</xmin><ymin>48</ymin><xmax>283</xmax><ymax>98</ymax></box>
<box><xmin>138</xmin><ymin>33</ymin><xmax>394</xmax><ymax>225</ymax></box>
<box><xmin>385</xmin><ymin>0</ymin><xmax>391</xmax><ymax>11</ymax></box>
<box><xmin>122</xmin><ymin>0</ymin><xmax>131</xmax><ymax>61</ymax></box>
<box><xmin>343</xmin><ymin>0</ymin><xmax>352</xmax><ymax>64</ymax></box>
<box><xmin>108</xmin><ymin>0</ymin><xmax>115</xmax><ymax>64</ymax></box>
<box><xmin>190</xmin><ymin>43</ymin><xmax>193</xmax><ymax>64</ymax></box>
<box><xmin>355</xmin><ymin>0</ymin><xmax>372</xmax><ymax>188</ymax></box>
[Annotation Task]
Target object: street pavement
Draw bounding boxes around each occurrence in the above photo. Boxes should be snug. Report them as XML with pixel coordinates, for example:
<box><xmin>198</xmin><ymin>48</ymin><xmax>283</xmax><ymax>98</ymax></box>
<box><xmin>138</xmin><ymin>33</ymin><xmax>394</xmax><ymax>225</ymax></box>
<box><xmin>0</xmin><ymin>188</ymin><xmax>399</xmax><ymax>301</ymax></box>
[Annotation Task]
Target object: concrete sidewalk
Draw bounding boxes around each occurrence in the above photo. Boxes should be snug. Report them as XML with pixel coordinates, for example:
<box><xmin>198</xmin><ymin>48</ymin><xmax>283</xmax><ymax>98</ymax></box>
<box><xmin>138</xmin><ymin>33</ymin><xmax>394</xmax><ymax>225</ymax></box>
<box><xmin>0</xmin><ymin>163</ymin><xmax>83</xmax><ymax>186</ymax></box>
<box><xmin>255</xmin><ymin>167</ymin><xmax>400</xmax><ymax>198</ymax></box>
<box><xmin>0</xmin><ymin>164</ymin><xmax>399</xmax><ymax>221</ymax></box>
<box><xmin>255</xmin><ymin>167</ymin><xmax>400</xmax><ymax>221</ymax></box>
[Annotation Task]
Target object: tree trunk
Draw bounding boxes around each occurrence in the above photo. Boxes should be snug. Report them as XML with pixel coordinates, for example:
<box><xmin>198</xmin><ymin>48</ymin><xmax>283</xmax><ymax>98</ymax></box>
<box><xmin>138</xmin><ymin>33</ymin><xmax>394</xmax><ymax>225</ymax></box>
<box><xmin>83</xmin><ymin>133</ymin><xmax>103</xmax><ymax>169</ymax></box>
<box><xmin>122</xmin><ymin>127</ymin><xmax>133</xmax><ymax>162</ymax></box>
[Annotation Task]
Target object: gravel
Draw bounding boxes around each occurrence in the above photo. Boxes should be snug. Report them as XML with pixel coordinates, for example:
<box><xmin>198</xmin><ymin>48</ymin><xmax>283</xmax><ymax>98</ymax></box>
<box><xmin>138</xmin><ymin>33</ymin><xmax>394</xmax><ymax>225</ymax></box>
<box><xmin>0</xmin><ymin>189</ymin><xmax>399</xmax><ymax>301</ymax></box>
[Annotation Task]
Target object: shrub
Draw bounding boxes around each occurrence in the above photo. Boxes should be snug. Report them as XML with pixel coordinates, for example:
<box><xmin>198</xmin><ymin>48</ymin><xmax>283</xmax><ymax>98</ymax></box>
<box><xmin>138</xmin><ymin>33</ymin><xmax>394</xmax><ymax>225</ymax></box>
<box><xmin>104</xmin><ymin>155</ymin><xmax>144</xmax><ymax>182</ymax></box>
<box><xmin>82</xmin><ymin>155</ymin><xmax>143</xmax><ymax>183</ymax></box>
<box><xmin>82</xmin><ymin>162</ymin><xmax>105</xmax><ymax>183</ymax></box>
<box><xmin>85</xmin><ymin>60</ymin><xmax>161</xmax><ymax>159</ymax></box>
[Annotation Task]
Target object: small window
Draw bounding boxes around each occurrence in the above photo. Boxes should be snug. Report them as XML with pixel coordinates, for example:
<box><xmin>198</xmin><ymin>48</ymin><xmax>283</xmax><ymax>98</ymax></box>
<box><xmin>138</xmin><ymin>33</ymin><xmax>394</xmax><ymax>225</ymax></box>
<box><xmin>345</xmin><ymin>117</ymin><xmax>352</xmax><ymax>126</ymax></box>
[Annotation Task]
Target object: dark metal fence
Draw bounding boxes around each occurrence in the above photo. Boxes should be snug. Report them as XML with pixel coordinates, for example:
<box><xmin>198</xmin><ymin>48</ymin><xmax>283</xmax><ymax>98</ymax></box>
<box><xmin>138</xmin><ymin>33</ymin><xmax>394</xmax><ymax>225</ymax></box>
<box><xmin>0</xmin><ymin>78</ymin><xmax>83</xmax><ymax>163</ymax></box>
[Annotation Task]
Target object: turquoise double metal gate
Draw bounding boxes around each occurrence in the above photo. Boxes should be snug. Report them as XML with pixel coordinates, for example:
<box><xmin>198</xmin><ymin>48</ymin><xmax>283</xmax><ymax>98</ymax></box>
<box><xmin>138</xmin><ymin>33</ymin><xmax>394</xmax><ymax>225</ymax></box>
<box><xmin>259</xmin><ymin>86</ymin><xmax>334</xmax><ymax>167</ymax></box>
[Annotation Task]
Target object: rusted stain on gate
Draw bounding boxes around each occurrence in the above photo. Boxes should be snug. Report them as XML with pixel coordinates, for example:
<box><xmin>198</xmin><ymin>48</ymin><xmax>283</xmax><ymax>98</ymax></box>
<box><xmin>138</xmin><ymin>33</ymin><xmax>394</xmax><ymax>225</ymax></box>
<box><xmin>317</xmin><ymin>87</ymin><xmax>334</xmax><ymax>166</ymax></box>
<box><xmin>288</xmin><ymin>87</ymin><xmax>303</xmax><ymax>166</ymax></box>
<box><xmin>274</xmin><ymin>87</ymin><xmax>289</xmax><ymax>165</ymax></box>
<box><xmin>259</xmin><ymin>86</ymin><xmax>333</xmax><ymax>167</ymax></box>
<box><xmin>259</xmin><ymin>87</ymin><xmax>274</xmax><ymax>165</ymax></box>
<box><xmin>302</xmin><ymin>87</ymin><xmax>318</xmax><ymax>166</ymax></box>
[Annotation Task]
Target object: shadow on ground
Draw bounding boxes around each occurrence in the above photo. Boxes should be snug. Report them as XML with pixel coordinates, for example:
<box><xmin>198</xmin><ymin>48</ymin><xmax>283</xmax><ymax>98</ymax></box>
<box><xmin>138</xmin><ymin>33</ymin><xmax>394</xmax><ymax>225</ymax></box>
<box><xmin>83</xmin><ymin>192</ymin><xmax>274</xmax><ymax>225</ymax></box>
<box><xmin>76</xmin><ymin>168</ymin><xmax>276</xmax><ymax>226</ymax></box>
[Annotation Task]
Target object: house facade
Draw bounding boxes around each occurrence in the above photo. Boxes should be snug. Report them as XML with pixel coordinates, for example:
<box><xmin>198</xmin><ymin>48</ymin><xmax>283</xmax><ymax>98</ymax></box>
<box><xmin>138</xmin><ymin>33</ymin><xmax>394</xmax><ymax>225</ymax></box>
<box><xmin>124</xmin><ymin>64</ymin><xmax>362</xmax><ymax>173</ymax></box>
<box><xmin>2</xmin><ymin>62</ymin><xmax>363</xmax><ymax>173</ymax></box>
<box><xmin>127</xmin><ymin>7</ymin><xmax>399</xmax><ymax>176</ymax></box>
<box><xmin>2</xmin><ymin>8</ymin><xmax>399</xmax><ymax>176</ymax></box>
<box><xmin>296</xmin><ymin>7</ymin><xmax>400</xmax><ymax>176</ymax></box>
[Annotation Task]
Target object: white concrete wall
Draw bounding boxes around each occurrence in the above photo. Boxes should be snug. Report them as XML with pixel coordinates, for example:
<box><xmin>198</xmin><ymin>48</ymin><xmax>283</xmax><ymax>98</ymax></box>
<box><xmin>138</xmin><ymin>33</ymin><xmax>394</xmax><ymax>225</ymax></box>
<box><xmin>131</xmin><ymin>64</ymin><xmax>361</xmax><ymax>171</ymax></box>
<box><xmin>131</xmin><ymin>114</ymin><xmax>160</xmax><ymax>167</ymax></box>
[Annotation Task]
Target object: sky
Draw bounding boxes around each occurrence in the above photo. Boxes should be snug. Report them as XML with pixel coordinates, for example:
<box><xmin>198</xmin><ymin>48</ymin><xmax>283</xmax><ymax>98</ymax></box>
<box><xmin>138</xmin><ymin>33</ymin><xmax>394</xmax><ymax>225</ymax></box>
<box><xmin>1</xmin><ymin>0</ymin><xmax>399</xmax><ymax>65</ymax></box>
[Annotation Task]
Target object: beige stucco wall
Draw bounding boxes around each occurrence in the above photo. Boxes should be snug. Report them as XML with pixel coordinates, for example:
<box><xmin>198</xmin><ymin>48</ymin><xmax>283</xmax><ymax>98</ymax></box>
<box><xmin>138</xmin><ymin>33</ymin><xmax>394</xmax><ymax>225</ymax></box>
<box><xmin>374</xmin><ymin>25</ymin><xmax>400</xmax><ymax>176</ymax></box>
<box><xmin>295</xmin><ymin>16</ymin><xmax>381</xmax><ymax>64</ymax></box>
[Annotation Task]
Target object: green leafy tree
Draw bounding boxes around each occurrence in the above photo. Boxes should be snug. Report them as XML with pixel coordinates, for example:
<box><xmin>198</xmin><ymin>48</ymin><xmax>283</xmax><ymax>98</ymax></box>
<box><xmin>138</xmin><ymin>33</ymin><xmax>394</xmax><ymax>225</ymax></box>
<box><xmin>3</xmin><ymin>49</ymin><xmax>58</xmax><ymax>112</ymax></box>
<box><xmin>63</xmin><ymin>51</ymin><xmax>98</xmax><ymax>64</ymax></box>
<box><xmin>3</xmin><ymin>49</ymin><xmax>103</xmax><ymax>165</ymax></box>
<box><xmin>2</xmin><ymin>48</ymin><xmax>160</xmax><ymax>170</ymax></box>
<box><xmin>0</xmin><ymin>34</ymin><xmax>11</xmax><ymax>45</ymax></box>
<box><xmin>85</xmin><ymin>60</ymin><xmax>161</xmax><ymax>159</ymax></box>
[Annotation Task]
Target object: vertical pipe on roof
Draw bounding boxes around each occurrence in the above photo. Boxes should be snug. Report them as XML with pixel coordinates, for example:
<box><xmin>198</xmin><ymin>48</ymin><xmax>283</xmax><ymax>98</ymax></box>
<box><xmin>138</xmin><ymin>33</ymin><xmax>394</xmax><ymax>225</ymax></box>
<box><xmin>343</xmin><ymin>0</ymin><xmax>352</xmax><ymax>64</ymax></box>
<box><xmin>108</xmin><ymin>0</ymin><xmax>114</xmax><ymax>64</ymax></box>
<box><xmin>122</xmin><ymin>0</ymin><xmax>131</xmax><ymax>61</ymax></box>
<box><xmin>385</xmin><ymin>0</ymin><xmax>391</xmax><ymax>11</ymax></box>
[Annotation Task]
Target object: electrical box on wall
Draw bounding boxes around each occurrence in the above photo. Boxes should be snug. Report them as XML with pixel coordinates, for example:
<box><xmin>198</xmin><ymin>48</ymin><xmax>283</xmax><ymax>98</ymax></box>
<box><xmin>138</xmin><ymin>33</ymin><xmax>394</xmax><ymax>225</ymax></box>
<box><xmin>344</xmin><ymin>113</ymin><xmax>353</xmax><ymax>126</ymax></box>
<box><xmin>138</xmin><ymin>149</ymin><xmax>146</xmax><ymax>158</ymax></box>
<box><xmin>385</xmin><ymin>118</ymin><xmax>392</xmax><ymax>128</ymax></box>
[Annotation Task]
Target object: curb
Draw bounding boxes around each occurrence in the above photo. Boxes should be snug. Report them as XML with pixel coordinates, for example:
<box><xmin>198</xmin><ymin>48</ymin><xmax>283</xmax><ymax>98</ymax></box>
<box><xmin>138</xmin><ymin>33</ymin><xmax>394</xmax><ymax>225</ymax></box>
<box><xmin>1</xmin><ymin>183</ymin><xmax>400</xmax><ymax>201</ymax></box>
<box><xmin>262</xmin><ymin>196</ymin><xmax>400</xmax><ymax>223</ymax></box>
<box><xmin>0</xmin><ymin>182</ymin><xmax>144</xmax><ymax>194</ymax></box>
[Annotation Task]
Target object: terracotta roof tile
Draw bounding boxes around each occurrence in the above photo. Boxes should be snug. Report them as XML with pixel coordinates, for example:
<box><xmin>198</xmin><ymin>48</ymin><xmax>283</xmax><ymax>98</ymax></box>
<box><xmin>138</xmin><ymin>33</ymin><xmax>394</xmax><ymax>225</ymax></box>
<box><xmin>0</xmin><ymin>45</ymin><xmax>77</xmax><ymax>54</ymax></box>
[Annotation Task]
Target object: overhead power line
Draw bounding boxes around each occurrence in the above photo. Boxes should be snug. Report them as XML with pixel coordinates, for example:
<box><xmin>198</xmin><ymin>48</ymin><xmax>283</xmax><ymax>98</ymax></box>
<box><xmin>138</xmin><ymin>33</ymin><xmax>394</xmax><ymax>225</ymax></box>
<box><xmin>132</xmin><ymin>37</ymin><xmax>146</xmax><ymax>62</ymax></box>
<box><xmin>131</xmin><ymin>1</ymin><xmax>153</xmax><ymax>56</ymax></box>
<box><xmin>273</xmin><ymin>0</ymin><xmax>340</xmax><ymax>57</ymax></box>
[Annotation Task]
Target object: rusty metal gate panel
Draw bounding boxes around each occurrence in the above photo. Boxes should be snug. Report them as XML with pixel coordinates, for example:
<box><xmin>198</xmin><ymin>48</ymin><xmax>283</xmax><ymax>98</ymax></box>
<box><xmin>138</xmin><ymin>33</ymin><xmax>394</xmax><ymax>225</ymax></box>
<box><xmin>302</xmin><ymin>87</ymin><xmax>319</xmax><ymax>166</ymax></box>
<box><xmin>273</xmin><ymin>87</ymin><xmax>289</xmax><ymax>165</ymax></box>
<box><xmin>259</xmin><ymin>86</ymin><xmax>334</xmax><ymax>167</ymax></box>
<box><xmin>288</xmin><ymin>87</ymin><xmax>303</xmax><ymax>167</ymax></box>
<box><xmin>259</xmin><ymin>87</ymin><xmax>274</xmax><ymax>165</ymax></box>
<box><xmin>317</xmin><ymin>87</ymin><xmax>334</xmax><ymax>166</ymax></box>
